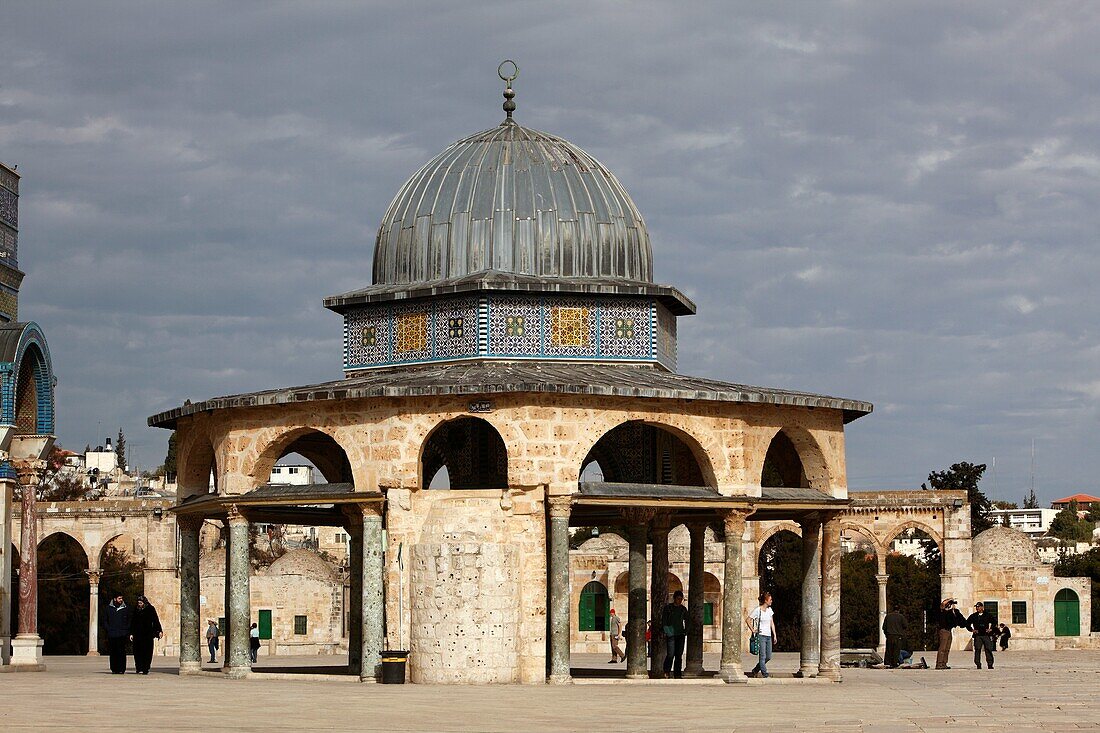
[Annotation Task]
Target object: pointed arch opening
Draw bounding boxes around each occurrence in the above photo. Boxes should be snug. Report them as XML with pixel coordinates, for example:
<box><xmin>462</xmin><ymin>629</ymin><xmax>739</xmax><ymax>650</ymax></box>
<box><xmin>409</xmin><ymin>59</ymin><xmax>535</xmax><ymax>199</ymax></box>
<box><xmin>759</xmin><ymin>427</ymin><xmax>832</xmax><ymax>492</ymax></box>
<box><xmin>96</xmin><ymin>534</ymin><xmax>145</xmax><ymax>654</ymax></box>
<box><xmin>420</xmin><ymin>417</ymin><xmax>507</xmax><ymax>490</ymax></box>
<box><xmin>581</xmin><ymin>421</ymin><xmax>712</xmax><ymax>488</ymax></box>
<box><xmin>37</xmin><ymin>532</ymin><xmax>89</xmax><ymax>655</ymax></box>
<box><xmin>757</xmin><ymin>529</ymin><xmax>802</xmax><ymax>651</ymax></box>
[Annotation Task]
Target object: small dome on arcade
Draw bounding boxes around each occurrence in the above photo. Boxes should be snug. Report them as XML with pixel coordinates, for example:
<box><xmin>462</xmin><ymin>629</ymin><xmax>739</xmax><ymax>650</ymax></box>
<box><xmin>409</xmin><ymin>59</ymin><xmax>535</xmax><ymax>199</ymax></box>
<box><xmin>971</xmin><ymin>525</ymin><xmax>1041</xmax><ymax>566</ymax></box>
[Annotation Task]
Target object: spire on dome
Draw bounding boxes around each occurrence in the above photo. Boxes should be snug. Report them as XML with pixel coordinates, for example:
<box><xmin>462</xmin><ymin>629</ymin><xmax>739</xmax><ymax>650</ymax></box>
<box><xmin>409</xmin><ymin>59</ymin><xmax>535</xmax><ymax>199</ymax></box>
<box><xmin>498</xmin><ymin>59</ymin><xmax>518</xmax><ymax>122</ymax></box>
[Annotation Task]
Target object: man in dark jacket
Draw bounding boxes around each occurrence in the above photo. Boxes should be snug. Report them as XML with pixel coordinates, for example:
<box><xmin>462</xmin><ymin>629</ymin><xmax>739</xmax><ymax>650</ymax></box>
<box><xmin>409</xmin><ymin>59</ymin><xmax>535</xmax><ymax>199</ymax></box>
<box><xmin>660</xmin><ymin>590</ymin><xmax>688</xmax><ymax>678</ymax></box>
<box><xmin>965</xmin><ymin>602</ymin><xmax>997</xmax><ymax>669</ymax></box>
<box><xmin>105</xmin><ymin>594</ymin><xmax>131</xmax><ymax>674</ymax></box>
<box><xmin>882</xmin><ymin>605</ymin><xmax>908</xmax><ymax>668</ymax></box>
<box><xmin>935</xmin><ymin>598</ymin><xmax>966</xmax><ymax>669</ymax></box>
<box><xmin>129</xmin><ymin>595</ymin><xmax>163</xmax><ymax>675</ymax></box>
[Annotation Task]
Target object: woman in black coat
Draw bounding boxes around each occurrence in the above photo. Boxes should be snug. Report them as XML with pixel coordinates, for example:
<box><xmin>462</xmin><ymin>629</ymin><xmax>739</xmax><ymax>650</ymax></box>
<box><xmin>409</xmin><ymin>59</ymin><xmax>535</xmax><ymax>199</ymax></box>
<box><xmin>129</xmin><ymin>595</ymin><xmax>163</xmax><ymax>674</ymax></box>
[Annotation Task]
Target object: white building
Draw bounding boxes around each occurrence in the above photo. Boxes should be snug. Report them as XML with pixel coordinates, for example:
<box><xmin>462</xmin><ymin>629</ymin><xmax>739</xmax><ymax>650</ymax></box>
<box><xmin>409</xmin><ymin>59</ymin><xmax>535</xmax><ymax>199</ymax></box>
<box><xmin>268</xmin><ymin>464</ymin><xmax>314</xmax><ymax>485</ymax></box>
<box><xmin>988</xmin><ymin>508</ymin><xmax>1060</xmax><ymax>537</ymax></box>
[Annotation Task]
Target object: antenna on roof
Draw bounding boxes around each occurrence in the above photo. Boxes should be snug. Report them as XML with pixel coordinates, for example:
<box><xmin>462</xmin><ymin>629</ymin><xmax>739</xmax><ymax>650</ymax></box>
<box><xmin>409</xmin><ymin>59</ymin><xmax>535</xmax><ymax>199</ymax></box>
<box><xmin>498</xmin><ymin>59</ymin><xmax>518</xmax><ymax>122</ymax></box>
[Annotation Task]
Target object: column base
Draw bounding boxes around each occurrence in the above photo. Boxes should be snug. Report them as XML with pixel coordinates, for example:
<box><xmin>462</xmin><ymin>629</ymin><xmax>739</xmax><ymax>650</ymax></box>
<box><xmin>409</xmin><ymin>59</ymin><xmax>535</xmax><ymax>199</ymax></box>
<box><xmin>226</xmin><ymin>665</ymin><xmax>251</xmax><ymax>679</ymax></box>
<box><xmin>625</xmin><ymin>671</ymin><xmax>649</xmax><ymax>680</ymax></box>
<box><xmin>683</xmin><ymin>660</ymin><xmax>705</xmax><ymax>678</ymax></box>
<box><xmin>86</xmin><ymin>650</ymin><xmax>100</xmax><ymax>657</ymax></box>
<box><xmin>179</xmin><ymin>661</ymin><xmax>202</xmax><ymax>675</ymax></box>
<box><xmin>793</xmin><ymin>665</ymin><xmax>818</xmax><ymax>678</ymax></box>
<box><xmin>817</xmin><ymin>667</ymin><xmax>843</xmax><ymax>682</ymax></box>
<box><xmin>719</xmin><ymin>664</ymin><xmax>747</xmax><ymax>683</ymax></box>
<box><xmin>10</xmin><ymin>636</ymin><xmax>46</xmax><ymax>670</ymax></box>
<box><xmin>547</xmin><ymin>673</ymin><xmax>573</xmax><ymax>685</ymax></box>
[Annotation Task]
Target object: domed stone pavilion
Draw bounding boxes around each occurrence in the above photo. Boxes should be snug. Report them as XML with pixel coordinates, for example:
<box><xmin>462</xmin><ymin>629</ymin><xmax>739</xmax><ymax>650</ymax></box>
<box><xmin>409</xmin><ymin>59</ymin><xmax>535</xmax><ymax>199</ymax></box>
<box><xmin>151</xmin><ymin>66</ymin><xmax>872</xmax><ymax>684</ymax></box>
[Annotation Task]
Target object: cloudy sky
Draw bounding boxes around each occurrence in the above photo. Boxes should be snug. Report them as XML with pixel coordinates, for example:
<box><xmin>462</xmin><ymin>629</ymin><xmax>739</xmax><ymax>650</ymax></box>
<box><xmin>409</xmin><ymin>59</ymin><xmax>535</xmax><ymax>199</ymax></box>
<box><xmin>4</xmin><ymin>2</ymin><xmax>1099</xmax><ymax>503</ymax></box>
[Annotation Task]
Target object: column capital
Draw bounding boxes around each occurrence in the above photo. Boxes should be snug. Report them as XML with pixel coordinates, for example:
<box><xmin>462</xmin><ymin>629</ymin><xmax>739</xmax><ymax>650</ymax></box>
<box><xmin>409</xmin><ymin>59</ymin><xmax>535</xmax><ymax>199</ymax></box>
<box><xmin>875</xmin><ymin>574</ymin><xmax>889</xmax><ymax>584</ymax></box>
<box><xmin>650</xmin><ymin>511</ymin><xmax>672</xmax><ymax>531</ymax></box>
<box><xmin>85</xmin><ymin>569</ymin><xmax>101</xmax><ymax>585</ymax></box>
<box><xmin>721</xmin><ymin>507</ymin><xmax>753</xmax><ymax>534</ymax></box>
<box><xmin>547</xmin><ymin>495</ymin><xmax>572</xmax><ymax>519</ymax></box>
<box><xmin>619</xmin><ymin>506</ymin><xmax>658</xmax><ymax>525</ymax></box>
<box><xmin>225</xmin><ymin>503</ymin><xmax>249</xmax><ymax>526</ymax></box>
<box><xmin>13</xmin><ymin>459</ymin><xmax>47</xmax><ymax>488</ymax></box>
<box><xmin>686</xmin><ymin>520</ymin><xmax>709</xmax><ymax>536</ymax></box>
<box><xmin>797</xmin><ymin>511</ymin><xmax>823</xmax><ymax>528</ymax></box>
<box><xmin>176</xmin><ymin>515</ymin><xmax>204</xmax><ymax>532</ymax></box>
<box><xmin>361</xmin><ymin>502</ymin><xmax>384</xmax><ymax>519</ymax></box>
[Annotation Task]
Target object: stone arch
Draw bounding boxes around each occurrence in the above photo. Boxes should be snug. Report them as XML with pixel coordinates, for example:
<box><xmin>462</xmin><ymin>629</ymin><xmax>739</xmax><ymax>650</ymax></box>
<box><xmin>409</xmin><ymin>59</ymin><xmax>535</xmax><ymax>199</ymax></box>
<box><xmin>177</xmin><ymin>431</ymin><xmax>218</xmax><ymax>500</ymax></box>
<box><xmin>36</xmin><ymin>531</ymin><xmax>90</xmax><ymax>655</ymax></box>
<box><xmin>613</xmin><ymin>571</ymin><xmax>630</xmax><ymax>596</ymax></box>
<box><xmin>579</xmin><ymin>419</ymin><xmax>716</xmax><ymax>488</ymax></box>
<box><xmin>756</xmin><ymin>426</ymin><xmax>832</xmax><ymax>492</ymax></box>
<box><xmin>38</xmin><ymin>530</ymin><xmax>90</xmax><ymax>563</ymax></box>
<box><xmin>419</xmin><ymin>416</ymin><xmax>507</xmax><ymax>490</ymax></box>
<box><xmin>95</xmin><ymin>532</ymin><xmax>142</xmax><ymax>570</ymax></box>
<box><xmin>756</xmin><ymin>521</ymin><xmax>802</xmax><ymax>549</ymax></box>
<box><xmin>840</xmin><ymin>523</ymin><xmax>884</xmax><ymax>555</ymax></box>
<box><xmin>248</xmin><ymin>426</ymin><xmax>354</xmax><ymax>489</ymax></box>
<box><xmin>883</xmin><ymin>520</ymin><xmax>943</xmax><ymax>550</ymax></box>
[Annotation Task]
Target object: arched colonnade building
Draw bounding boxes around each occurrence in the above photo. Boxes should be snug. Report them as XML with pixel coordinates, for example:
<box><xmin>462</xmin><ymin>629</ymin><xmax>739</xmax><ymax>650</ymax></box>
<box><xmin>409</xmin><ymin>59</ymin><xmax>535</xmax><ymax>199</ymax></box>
<box><xmin>149</xmin><ymin>77</ymin><xmax>873</xmax><ymax>683</ymax></box>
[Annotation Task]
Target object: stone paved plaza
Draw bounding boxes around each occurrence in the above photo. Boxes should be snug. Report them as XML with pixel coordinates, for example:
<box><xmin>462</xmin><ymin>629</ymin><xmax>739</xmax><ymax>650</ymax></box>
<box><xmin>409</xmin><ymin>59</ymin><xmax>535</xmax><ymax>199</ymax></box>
<box><xmin>2</xmin><ymin>650</ymin><xmax>1098</xmax><ymax>732</ymax></box>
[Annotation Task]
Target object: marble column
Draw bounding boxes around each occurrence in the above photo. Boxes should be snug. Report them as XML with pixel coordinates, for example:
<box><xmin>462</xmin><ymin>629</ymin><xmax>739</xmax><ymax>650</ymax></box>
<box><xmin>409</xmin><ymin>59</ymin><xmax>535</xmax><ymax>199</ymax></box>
<box><xmin>346</xmin><ymin>512</ymin><xmax>363</xmax><ymax>677</ymax></box>
<box><xmin>719</xmin><ymin>509</ymin><xmax>749</xmax><ymax>683</ymax></box>
<box><xmin>12</xmin><ymin>460</ymin><xmax>45</xmax><ymax>669</ymax></box>
<box><xmin>684</xmin><ymin>521</ymin><xmax>707</xmax><ymax>677</ymax></box>
<box><xmin>178</xmin><ymin>516</ymin><xmax>202</xmax><ymax>674</ymax></box>
<box><xmin>360</xmin><ymin>503</ymin><xmax>384</xmax><ymax>683</ymax></box>
<box><xmin>622</xmin><ymin>507</ymin><xmax>655</xmax><ymax>680</ymax></box>
<box><xmin>0</xmin><ymin>475</ymin><xmax>14</xmax><ymax>666</ymax></box>
<box><xmin>86</xmin><ymin>569</ymin><xmax>101</xmax><ymax>656</ymax></box>
<box><xmin>547</xmin><ymin>495</ymin><xmax>572</xmax><ymax>684</ymax></box>
<box><xmin>796</xmin><ymin>513</ymin><xmax>821</xmax><ymax>677</ymax></box>
<box><xmin>876</xmin><ymin>573</ymin><xmax>889</xmax><ymax>658</ymax></box>
<box><xmin>225</xmin><ymin>505</ymin><xmax>251</xmax><ymax>678</ymax></box>
<box><xmin>818</xmin><ymin>512</ymin><xmax>842</xmax><ymax>681</ymax></box>
<box><xmin>222</xmin><ymin>521</ymin><xmax>232</xmax><ymax>670</ymax></box>
<box><xmin>649</xmin><ymin>513</ymin><xmax>670</xmax><ymax>678</ymax></box>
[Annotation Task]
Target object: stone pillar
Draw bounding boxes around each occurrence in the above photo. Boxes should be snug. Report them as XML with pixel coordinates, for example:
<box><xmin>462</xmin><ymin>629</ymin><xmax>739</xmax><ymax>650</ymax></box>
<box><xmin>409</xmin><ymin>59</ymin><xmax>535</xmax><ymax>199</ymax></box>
<box><xmin>547</xmin><ymin>495</ymin><xmax>572</xmax><ymax>684</ymax></box>
<box><xmin>86</xmin><ymin>569</ymin><xmax>101</xmax><ymax>656</ymax></box>
<box><xmin>12</xmin><ymin>460</ymin><xmax>45</xmax><ymax>669</ymax></box>
<box><xmin>795</xmin><ymin>513</ymin><xmax>822</xmax><ymax>677</ymax></box>
<box><xmin>225</xmin><ymin>505</ymin><xmax>251</xmax><ymax>678</ymax></box>
<box><xmin>360</xmin><ymin>503</ymin><xmax>384</xmax><ymax>683</ymax></box>
<box><xmin>818</xmin><ymin>512</ymin><xmax>842</xmax><ymax>681</ymax></box>
<box><xmin>0</xmin><ymin>475</ymin><xmax>14</xmax><ymax>666</ymax></box>
<box><xmin>622</xmin><ymin>508</ymin><xmax>654</xmax><ymax>680</ymax></box>
<box><xmin>719</xmin><ymin>509</ymin><xmax>749</xmax><ymax>683</ymax></box>
<box><xmin>346</xmin><ymin>513</ymin><xmax>363</xmax><ymax>677</ymax></box>
<box><xmin>684</xmin><ymin>521</ymin><xmax>707</xmax><ymax>677</ymax></box>
<box><xmin>649</xmin><ymin>512</ymin><xmax>670</xmax><ymax>678</ymax></box>
<box><xmin>876</xmin><ymin>573</ymin><xmax>889</xmax><ymax>658</ymax></box>
<box><xmin>178</xmin><ymin>516</ymin><xmax>202</xmax><ymax>674</ymax></box>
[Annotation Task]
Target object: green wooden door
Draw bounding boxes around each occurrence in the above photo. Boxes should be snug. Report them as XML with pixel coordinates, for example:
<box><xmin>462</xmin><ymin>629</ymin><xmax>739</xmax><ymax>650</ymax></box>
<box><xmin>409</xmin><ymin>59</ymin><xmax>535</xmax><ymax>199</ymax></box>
<box><xmin>579</xmin><ymin>581</ymin><xmax>609</xmax><ymax>632</ymax></box>
<box><xmin>1054</xmin><ymin>589</ymin><xmax>1080</xmax><ymax>636</ymax></box>
<box><xmin>258</xmin><ymin>609</ymin><xmax>273</xmax><ymax>640</ymax></box>
<box><xmin>703</xmin><ymin>602</ymin><xmax>714</xmax><ymax>625</ymax></box>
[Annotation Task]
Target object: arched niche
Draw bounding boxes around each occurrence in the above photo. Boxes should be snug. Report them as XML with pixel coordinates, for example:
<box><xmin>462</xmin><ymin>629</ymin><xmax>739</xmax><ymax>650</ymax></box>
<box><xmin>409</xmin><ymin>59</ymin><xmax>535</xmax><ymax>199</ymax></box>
<box><xmin>420</xmin><ymin>417</ymin><xmax>507</xmax><ymax>490</ymax></box>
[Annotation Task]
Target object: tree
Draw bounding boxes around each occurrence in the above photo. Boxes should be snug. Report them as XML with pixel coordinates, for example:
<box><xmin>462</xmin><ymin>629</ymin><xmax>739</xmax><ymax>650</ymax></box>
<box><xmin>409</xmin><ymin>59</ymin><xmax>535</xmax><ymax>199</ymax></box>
<box><xmin>249</xmin><ymin>523</ymin><xmax>287</xmax><ymax>568</ymax></box>
<box><xmin>758</xmin><ymin>531</ymin><xmax>803</xmax><ymax>651</ymax></box>
<box><xmin>163</xmin><ymin>432</ymin><xmax>178</xmax><ymax>483</ymax></box>
<box><xmin>1086</xmin><ymin>504</ymin><xmax>1100</xmax><ymax>523</ymax></box>
<box><xmin>840</xmin><ymin>551</ymin><xmax>877</xmax><ymax>648</ymax></box>
<box><xmin>11</xmin><ymin>445</ymin><xmax>88</xmax><ymax>502</ymax></box>
<box><xmin>1023</xmin><ymin>488</ymin><xmax>1039</xmax><ymax>509</ymax></box>
<box><xmin>116</xmin><ymin>428</ymin><xmax>126</xmax><ymax>471</ymax></box>
<box><xmin>993</xmin><ymin>501</ymin><xmax>1018</xmax><ymax>510</ymax></box>
<box><xmin>1053</xmin><ymin>548</ymin><xmax>1100</xmax><ymax>632</ymax></box>
<box><xmin>923</xmin><ymin>462</ymin><xmax>992</xmax><ymax>533</ymax></box>
<box><xmin>1048</xmin><ymin>501</ymin><xmax>1092</xmax><ymax>542</ymax></box>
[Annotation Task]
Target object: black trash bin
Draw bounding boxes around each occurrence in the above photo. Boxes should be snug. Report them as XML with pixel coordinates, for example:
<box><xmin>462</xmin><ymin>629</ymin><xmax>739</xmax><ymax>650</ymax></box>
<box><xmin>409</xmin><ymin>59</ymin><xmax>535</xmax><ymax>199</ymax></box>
<box><xmin>381</xmin><ymin>650</ymin><xmax>408</xmax><ymax>684</ymax></box>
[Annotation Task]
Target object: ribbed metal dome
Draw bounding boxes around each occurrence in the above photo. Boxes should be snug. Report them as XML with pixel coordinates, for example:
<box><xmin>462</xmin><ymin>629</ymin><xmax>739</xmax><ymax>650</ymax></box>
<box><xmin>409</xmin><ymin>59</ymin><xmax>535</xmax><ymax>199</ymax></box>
<box><xmin>372</xmin><ymin>121</ymin><xmax>653</xmax><ymax>285</ymax></box>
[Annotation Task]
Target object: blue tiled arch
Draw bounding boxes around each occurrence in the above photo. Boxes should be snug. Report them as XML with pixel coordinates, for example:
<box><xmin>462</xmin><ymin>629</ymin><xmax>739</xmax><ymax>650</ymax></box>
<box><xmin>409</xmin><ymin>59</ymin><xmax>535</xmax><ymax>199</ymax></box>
<box><xmin>0</xmin><ymin>321</ymin><xmax>56</xmax><ymax>434</ymax></box>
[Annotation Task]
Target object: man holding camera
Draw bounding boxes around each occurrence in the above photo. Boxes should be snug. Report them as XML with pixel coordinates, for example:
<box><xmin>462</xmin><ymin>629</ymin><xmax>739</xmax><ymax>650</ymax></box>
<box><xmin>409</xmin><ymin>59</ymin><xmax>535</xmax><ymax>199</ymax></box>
<box><xmin>935</xmin><ymin>598</ymin><xmax>966</xmax><ymax>669</ymax></box>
